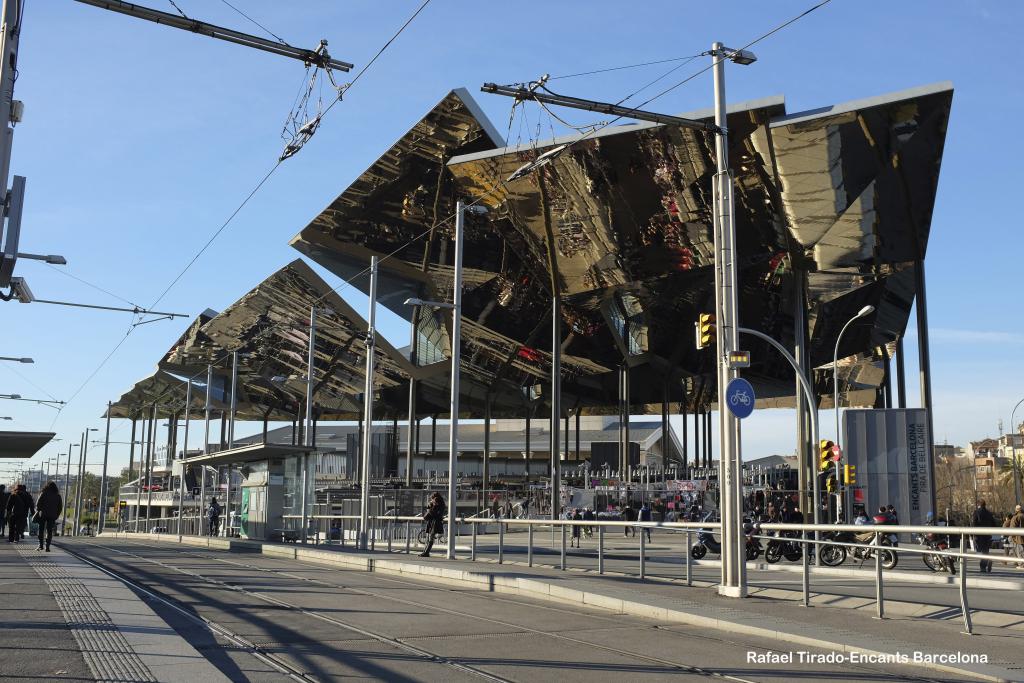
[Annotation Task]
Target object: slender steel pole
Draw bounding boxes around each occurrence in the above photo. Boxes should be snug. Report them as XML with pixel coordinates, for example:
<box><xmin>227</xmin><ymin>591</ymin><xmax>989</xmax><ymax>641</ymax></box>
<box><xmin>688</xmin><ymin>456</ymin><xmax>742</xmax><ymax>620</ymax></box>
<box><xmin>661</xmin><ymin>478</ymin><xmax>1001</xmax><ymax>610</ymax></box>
<box><xmin>201</xmin><ymin>364</ymin><xmax>212</xmax><ymax>531</ymax></box>
<box><xmin>145</xmin><ymin>404</ymin><xmax>156</xmax><ymax>528</ymax></box>
<box><xmin>229</xmin><ymin>351</ymin><xmax>239</xmax><ymax>447</ymax></box>
<box><xmin>302</xmin><ymin>306</ymin><xmax>317</xmax><ymax>543</ymax></box>
<box><xmin>550</xmin><ymin>292</ymin><xmax>561</xmax><ymax>520</ymax></box>
<box><xmin>914</xmin><ymin>260</ymin><xmax>937</xmax><ymax>517</ymax></box>
<box><xmin>225</xmin><ymin>351</ymin><xmax>239</xmax><ymax>535</ymax></box>
<box><xmin>711</xmin><ymin>41</ymin><xmax>745</xmax><ymax>598</ymax></box>
<box><xmin>62</xmin><ymin>443</ymin><xmax>72</xmax><ymax>533</ymax></box>
<box><xmin>895</xmin><ymin>337</ymin><xmax>907</xmax><ymax>409</ymax></box>
<box><xmin>98</xmin><ymin>403</ymin><xmax>112</xmax><ymax>534</ymax></box>
<box><xmin>359</xmin><ymin>256</ymin><xmax>379</xmax><ymax>550</ymax></box>
<box><xmin>178</xmin><ymin>380</ymin><xmax>191</xmax><ymax>539</ymax></box>
<box><xmin>72</xmin><ymin>434</ymin><xmax>85</xmax><ymax>535</ymax></box>
<box><xmin>447</xmin><ymin>203</ymin><xmax>465</xmax><ymax>559</ymax></box>
<box><xmin>794</xmin><ymin>269</ymin><xmax>811</xmax><ymax>517</ymax></box>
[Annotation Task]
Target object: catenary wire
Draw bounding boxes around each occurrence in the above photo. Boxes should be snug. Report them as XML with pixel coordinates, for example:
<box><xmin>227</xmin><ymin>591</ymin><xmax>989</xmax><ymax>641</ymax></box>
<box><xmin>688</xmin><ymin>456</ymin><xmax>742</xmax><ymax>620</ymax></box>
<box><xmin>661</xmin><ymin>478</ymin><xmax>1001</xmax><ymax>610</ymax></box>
<box><xmin>62</xmin><ymin>0</ymin><xmax>832</xmax><ymax>452</ymax></box>
<box><xmin>218</xmin><ymin>0</ymin><xmax>290</xmax><ymax>46</ymax></box>
<box><xmin>43</xmin><ymin>263</ymin><xmax>142</xmax><ymax>309</ymax></box>
<box><xmin>545</xmin><ymin>54</ymin><xmax>703</xmax><ymax>81</ymax></box>
<box><xmin>58</xmin><ymin>1</ymin><xmax>437</xmax><ymax>424</ymax></box>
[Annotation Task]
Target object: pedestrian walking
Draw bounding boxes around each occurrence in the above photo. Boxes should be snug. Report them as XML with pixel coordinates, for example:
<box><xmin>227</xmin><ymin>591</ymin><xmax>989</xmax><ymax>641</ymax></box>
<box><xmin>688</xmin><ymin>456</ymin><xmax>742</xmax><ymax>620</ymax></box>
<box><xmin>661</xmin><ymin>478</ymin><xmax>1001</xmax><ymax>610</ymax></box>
<box><xmin>971</xmin><ymin>499</ymin><xmax>997</xmax><ymax>573</ymax></box>
<box><xmin>206</xmin><ymin>497</ymin><xmax>221</xmax><ymax>536</ymax></box>
<box><xmin>6</xmin><ymin>484</ymin><xmax>34</xmax><ymax>543</ymax></box>
<box><xmin>570</xmin><ymin>508</ymin><xmax>582</xmax><ymax>547</ymax></box>
<box><xmin>419</xmin><ymin>492</ymin><xmax>447</xmax><ymax>557</ymax></box>
<box><xmin>638</xmin><ymin>503</ymin><xmax>652</xmax><ymax>542</ymax></box>
<box><xmin>0</xmin><ymin>484</ymin><xmax>8</xmax><ymax>538</ymax></box>
<box><xmin>1009</xmin><ymin>504</ymin><xmax>1024</xmax><ymax>567</ymax></box>
<box><xmin>35</xmin><ymin>481</ymin><xmax>62</xmax><ymax>552</ymax></box>
<box><xmin>622</xmin><ymin>503</ymin><xmax>636</xmax><ymax>537</ymax></box>
<box><xmin>582</xmin><ymin>506</ymin><xmax>595</xmax><ymax>538</ymax></box>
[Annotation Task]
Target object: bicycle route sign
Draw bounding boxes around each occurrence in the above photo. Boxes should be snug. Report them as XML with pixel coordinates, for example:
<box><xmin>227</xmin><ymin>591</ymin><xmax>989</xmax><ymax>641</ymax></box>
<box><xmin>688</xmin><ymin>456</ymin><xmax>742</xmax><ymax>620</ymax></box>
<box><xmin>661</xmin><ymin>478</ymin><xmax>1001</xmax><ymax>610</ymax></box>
<box><xmin>725</xmin><ymin>377</ymin><xmax>755</xmax><ymax>419</ymax></box>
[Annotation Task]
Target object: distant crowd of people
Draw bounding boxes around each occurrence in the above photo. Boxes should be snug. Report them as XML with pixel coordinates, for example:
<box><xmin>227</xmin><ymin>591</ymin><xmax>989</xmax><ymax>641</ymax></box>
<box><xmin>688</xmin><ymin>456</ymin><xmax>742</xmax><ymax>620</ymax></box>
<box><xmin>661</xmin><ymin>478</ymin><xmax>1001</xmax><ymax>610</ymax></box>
<box><xmin>0</xmin><ymin>481</ymin><xmax>64</xmax><ymax>551</ymax></box>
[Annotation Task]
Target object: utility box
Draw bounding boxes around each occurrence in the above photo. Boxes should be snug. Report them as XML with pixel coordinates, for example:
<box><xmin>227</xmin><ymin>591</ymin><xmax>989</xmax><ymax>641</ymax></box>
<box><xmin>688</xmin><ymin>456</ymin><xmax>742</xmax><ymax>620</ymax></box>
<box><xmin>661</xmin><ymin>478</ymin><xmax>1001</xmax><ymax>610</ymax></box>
<box><xmin>843</xmin><ymin>408</ymin><xmax>934</xmax><ymax>526</ymax></box>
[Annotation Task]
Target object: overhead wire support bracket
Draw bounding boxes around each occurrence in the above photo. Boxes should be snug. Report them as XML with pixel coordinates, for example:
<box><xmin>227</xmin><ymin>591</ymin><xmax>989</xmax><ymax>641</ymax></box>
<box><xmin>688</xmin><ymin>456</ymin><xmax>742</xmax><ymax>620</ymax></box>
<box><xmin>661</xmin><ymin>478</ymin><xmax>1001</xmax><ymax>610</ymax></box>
<box><xmin>481</xmin><ymin>82</ymin><xmax>723</xmax><ymax>135</ymax></box>
<box><xmin>73</xmin><ymin>0</ymin><xmax>354</xmax><ymax>71</ymax></box>
<box><xmin>29</xmin><ymin>298</ymin><xmax>186</xmax><ymax>319</ymax></box>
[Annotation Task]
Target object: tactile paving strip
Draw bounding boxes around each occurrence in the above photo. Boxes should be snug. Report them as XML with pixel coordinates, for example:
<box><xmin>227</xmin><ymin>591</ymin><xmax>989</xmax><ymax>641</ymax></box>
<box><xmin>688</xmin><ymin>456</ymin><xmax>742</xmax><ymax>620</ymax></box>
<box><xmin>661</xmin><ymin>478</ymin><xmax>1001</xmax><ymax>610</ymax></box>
<box><xmin>20</xmin><ymin>549</ymin><xmax>157</xmax><ymax>682</ymax></box>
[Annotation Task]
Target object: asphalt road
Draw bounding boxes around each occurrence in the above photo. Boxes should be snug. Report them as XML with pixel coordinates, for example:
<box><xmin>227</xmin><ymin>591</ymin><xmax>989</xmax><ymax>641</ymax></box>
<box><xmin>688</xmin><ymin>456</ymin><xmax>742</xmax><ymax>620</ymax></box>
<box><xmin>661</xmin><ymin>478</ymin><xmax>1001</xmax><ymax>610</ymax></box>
<box><xmin>57</xmin><ymin>538</ymin><xmax>966</xmax><ymax>683</ymax></box>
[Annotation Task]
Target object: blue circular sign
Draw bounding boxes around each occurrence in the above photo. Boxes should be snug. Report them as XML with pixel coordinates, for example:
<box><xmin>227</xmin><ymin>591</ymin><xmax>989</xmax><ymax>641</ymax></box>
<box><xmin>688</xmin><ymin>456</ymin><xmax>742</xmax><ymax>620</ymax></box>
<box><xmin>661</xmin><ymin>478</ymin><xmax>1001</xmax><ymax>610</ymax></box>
<box><xmin>725</xmin><ymin>378</ymin><xmax>755</xmax><ymax>419</ymax></box>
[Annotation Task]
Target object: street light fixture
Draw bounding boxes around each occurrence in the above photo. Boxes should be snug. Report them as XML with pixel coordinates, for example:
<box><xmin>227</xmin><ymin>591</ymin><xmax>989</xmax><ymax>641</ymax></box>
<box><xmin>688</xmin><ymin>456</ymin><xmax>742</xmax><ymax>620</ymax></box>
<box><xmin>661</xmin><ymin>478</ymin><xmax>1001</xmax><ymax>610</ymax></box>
<box><xmin>0</xmin><ymin>394</ymin><xmax>21</xmax><ymax>399</ymax></box>
<box><xmin>832</xmin><ymin>304</ymin><xmax>875</xmax><ymax>521</ymax></box>
<box><xmin>404</xmin><ymin>203</ymin><xmax>465</xmax><ymax>560</ymax></box>
<box><xmin>0</xmin><ymin>356</ymin><xmax>32</xmax><ymax>363</ymax></box>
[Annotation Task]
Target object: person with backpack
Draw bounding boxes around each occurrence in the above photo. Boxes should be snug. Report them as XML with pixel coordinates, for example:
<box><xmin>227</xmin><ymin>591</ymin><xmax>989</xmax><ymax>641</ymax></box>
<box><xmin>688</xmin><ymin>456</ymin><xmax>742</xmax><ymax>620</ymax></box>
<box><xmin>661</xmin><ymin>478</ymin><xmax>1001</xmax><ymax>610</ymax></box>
<box><xmin>207</xmin><ymin>497</ymin><xmax>221</xmax><ymax>536</ymax></box>
<box><xmin>35</xmin><ymin>481</ymin><xmax>63</xmax><ymax>552</ymax></box>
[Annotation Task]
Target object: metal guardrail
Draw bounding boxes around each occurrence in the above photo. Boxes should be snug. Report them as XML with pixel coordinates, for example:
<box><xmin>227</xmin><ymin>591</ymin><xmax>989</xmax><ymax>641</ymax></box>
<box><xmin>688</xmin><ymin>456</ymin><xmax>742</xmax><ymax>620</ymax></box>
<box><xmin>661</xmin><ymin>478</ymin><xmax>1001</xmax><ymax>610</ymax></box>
<box><xmin>273</xmin><ymin>514</ymin><xmax>1024</xmax><ymax>635</ymax></box>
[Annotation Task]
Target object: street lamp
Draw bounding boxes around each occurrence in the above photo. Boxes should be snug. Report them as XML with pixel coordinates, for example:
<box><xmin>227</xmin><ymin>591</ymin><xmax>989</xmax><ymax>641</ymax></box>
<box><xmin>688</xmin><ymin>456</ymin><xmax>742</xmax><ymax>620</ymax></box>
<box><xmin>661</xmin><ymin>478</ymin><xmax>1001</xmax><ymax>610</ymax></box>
<box><xmin>0</xmin><ymin>356</ymin><xmax>32</xmax><ymax>363</ymax></box>
<box><xmin>832</xmin><ymin>304</ymin><xmax>875</xmax><ymax>521</ymax></box>
<box><xmin>0</xmin><ymin>394</ymin><xmax>21</xmax><ymax>399</ymax></box>
<box><xmin>1009</xmin><ymin>397</ymin><xmax>1024</xmax><ymax>504</ymax></box>
<box><xmin>404</xmin><ymin>201</ymin><xmax>465</xmax><ymax>560</ymax></box>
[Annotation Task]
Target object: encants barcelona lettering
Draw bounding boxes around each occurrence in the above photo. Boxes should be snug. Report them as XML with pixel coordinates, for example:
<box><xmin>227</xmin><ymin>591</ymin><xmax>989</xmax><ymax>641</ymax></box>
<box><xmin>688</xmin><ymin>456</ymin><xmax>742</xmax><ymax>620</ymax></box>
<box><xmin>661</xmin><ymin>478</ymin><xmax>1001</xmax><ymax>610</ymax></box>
<box><xmin>907</xmin><ymin>423</ymin><xmax>925</xmax><ymax>513</ymax></box>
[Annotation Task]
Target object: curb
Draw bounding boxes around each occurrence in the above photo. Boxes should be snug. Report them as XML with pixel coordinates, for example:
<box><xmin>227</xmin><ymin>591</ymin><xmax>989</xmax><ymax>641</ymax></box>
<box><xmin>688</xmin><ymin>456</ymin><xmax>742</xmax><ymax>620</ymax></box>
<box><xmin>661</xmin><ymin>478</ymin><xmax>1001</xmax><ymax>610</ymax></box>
<box><xmin>102</xmin><ymin>532</ymin><xmax>1018</xmax><ymax>682</ymax></box>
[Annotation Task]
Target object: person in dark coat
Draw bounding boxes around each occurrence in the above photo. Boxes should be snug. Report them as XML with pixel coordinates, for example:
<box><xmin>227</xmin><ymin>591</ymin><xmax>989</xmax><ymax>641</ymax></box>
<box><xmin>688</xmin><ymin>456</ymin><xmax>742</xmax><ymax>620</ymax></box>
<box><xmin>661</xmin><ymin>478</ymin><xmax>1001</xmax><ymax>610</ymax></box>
<box><xmin>6</xmin><ymin>484</ymin><xmax>34</xmax><ymax>543</ymax></box>
<box><xmin>419</xmin><ymin>492</ymin><xmax>447</xmax><ymax>557</ymax></box>
<box><xmin>207</xmin><ymin>497</ymin><xmax>221</xmax><ymax>536</ymax></box>
<box><xmin>971</xmin><ymin>499</ymin><xmax>997</xmax><ymax>573</ymax></box>
<box><xmin>0</xmin><ymin>484</ymin><xmax>9</xmax><ymax>537</ymax></box>
<box><xmin>35</xmin><ymin>481</ymin><xmax>62</xmax><ymax>552</ymax></box>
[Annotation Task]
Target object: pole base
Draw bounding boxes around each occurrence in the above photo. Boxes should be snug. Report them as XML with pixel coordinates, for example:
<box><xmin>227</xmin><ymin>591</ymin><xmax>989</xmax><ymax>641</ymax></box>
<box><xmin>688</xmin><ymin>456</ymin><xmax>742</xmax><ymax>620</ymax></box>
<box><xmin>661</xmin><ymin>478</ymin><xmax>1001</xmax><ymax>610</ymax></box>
<box><xmin>717</xmin><ymin>585</ymin><xmax>748</xmax><ymax>598</ymax></box>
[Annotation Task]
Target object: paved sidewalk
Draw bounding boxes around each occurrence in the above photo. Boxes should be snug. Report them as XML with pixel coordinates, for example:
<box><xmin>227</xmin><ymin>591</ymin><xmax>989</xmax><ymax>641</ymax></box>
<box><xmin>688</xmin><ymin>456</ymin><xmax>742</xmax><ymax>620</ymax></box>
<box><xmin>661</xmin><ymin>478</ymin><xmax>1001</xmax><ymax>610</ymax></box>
<box><xmin>0</xmin><ymin>539</ymin><xmax>229</xmax><ymax>682</ymax></box>
<box><xmin>117</xmin><ymin>532</ymin><xmax>1024</xmax><ymax>682</ymax></box>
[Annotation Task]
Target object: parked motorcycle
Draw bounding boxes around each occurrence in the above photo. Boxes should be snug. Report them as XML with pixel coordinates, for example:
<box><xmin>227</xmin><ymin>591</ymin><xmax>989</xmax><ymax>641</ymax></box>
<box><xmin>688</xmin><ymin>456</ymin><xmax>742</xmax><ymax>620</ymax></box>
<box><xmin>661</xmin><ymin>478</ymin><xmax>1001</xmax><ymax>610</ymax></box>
<box><xmin>919</xmin><ymin>531</ymin><xmax>956</xmax><ymax>574</ymax></box>
<box><xmin>819</xmin><ymin>527</ymin><xmax>899</xmax><ymax>569</ymax></box>
<box><xmin>764</xmin><ymin>532</ymin><xmax>802</xmax><ymax>563</ymax></box>
<box><xmin>690</xmin><ymin>528</ymin><xmax>762</xmax><ymax>561</ymax></box>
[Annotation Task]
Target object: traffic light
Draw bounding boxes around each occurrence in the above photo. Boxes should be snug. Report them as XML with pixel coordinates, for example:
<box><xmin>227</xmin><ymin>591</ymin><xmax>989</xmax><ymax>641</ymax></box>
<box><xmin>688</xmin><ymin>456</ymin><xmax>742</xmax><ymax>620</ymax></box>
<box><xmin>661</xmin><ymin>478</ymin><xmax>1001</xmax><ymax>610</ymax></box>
<box><xmin>695</xmin><ymin>313</ymin><xmax>716</xmax><ymax>350</ymax></box>
<box><xmin>843</xmin><ymin>464</ymin><xmax>856</xmax><ymax>485</ymax></box>
<box><xmin>819</xmin><ymin>440</ymin><xmax>835</xmax><ymax>472</ymax></box>
<box><xmin>826</xmin><ymin>475</ymin><xmax>837</xmax><ymax>494</ymax></box>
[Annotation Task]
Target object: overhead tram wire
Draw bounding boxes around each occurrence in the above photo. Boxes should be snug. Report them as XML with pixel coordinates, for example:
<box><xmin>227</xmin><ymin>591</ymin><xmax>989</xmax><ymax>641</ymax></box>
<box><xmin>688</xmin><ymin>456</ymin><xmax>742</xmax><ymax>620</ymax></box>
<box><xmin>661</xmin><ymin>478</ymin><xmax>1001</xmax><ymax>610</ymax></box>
<box><xmin>43</xmin><ymin>263</ymin><xmax>143</xmax><ymax>309</ymax></box>
<box><xmin>543</xmin><ymin>55</ymin><xmax>704</xmax><ymax>82</ymax></box>
<box><xmin>92</xmin><ymin>0</ymin><xmax>830</xmax><ymax>434</ymax></box>
<box><xmin>504</xmin><ymin>0</ymin><xmax>835</xmax><ymax>172</ymax></box>
<box><xmin>84</xmin><ymin>2</ymin><xmax>440</xmax><ymax>432</ymax></box>
<box><xmin>218</xmin><ymin>0</ymin><xmax>290</xmax><ymax>46</ymax></box>
<box><xmin>56</xmin><ymin>3</ymin><xmax>437</xmax><ymax>428</ymax></box>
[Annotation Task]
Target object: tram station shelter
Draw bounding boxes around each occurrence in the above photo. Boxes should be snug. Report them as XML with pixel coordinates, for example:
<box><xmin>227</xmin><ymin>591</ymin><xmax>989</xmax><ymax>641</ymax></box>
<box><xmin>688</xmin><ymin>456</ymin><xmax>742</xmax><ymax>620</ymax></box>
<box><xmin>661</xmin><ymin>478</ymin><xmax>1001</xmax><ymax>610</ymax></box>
<box><xmin>109</xmin><ymin>82</ymin><xmax>953</xmax><ymax>539</ymax></box>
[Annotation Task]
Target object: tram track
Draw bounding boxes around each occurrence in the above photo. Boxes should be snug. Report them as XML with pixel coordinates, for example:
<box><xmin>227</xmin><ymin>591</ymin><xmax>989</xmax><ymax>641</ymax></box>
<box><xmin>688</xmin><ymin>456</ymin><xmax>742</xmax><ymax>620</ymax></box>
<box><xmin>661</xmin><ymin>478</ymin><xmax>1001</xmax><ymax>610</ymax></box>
<box><xmin>72</xmin><ymin>539</ymin><xmax>947</xmax><ymax>683</ymax></box>
<box><xmin>61</xmin><ymin>540</ymin><xmax>514</xmax><ymax>683</ymax></box>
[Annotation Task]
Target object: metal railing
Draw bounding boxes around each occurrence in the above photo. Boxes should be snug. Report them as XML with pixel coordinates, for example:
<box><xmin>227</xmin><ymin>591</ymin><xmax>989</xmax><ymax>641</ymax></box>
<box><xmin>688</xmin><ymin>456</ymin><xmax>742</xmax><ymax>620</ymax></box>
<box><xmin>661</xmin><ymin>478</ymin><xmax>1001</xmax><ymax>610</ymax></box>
<box><xmin>271</xmin><ymin>514</ymin><xmax>1024</xmax><ymax>635</ymax></box>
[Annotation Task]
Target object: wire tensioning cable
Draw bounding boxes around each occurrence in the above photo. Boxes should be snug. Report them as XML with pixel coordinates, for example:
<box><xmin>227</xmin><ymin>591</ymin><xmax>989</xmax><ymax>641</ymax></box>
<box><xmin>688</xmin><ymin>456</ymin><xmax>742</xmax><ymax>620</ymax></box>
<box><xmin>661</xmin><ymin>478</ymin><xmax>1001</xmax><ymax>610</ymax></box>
<box><xmin>218</xmin><ymin>0</ymin><xmax>290</xmax><ymax>46</ymax></box>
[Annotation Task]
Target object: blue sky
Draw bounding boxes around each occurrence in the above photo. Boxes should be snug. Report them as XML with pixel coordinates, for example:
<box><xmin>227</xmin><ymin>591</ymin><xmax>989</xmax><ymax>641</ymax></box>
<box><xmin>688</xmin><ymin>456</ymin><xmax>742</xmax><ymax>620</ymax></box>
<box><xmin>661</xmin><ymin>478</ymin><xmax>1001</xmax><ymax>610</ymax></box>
<box><xmin>3</xmin><ymin>0</ymin><xmax>1022</xmax><ymax>479</ymax></box>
